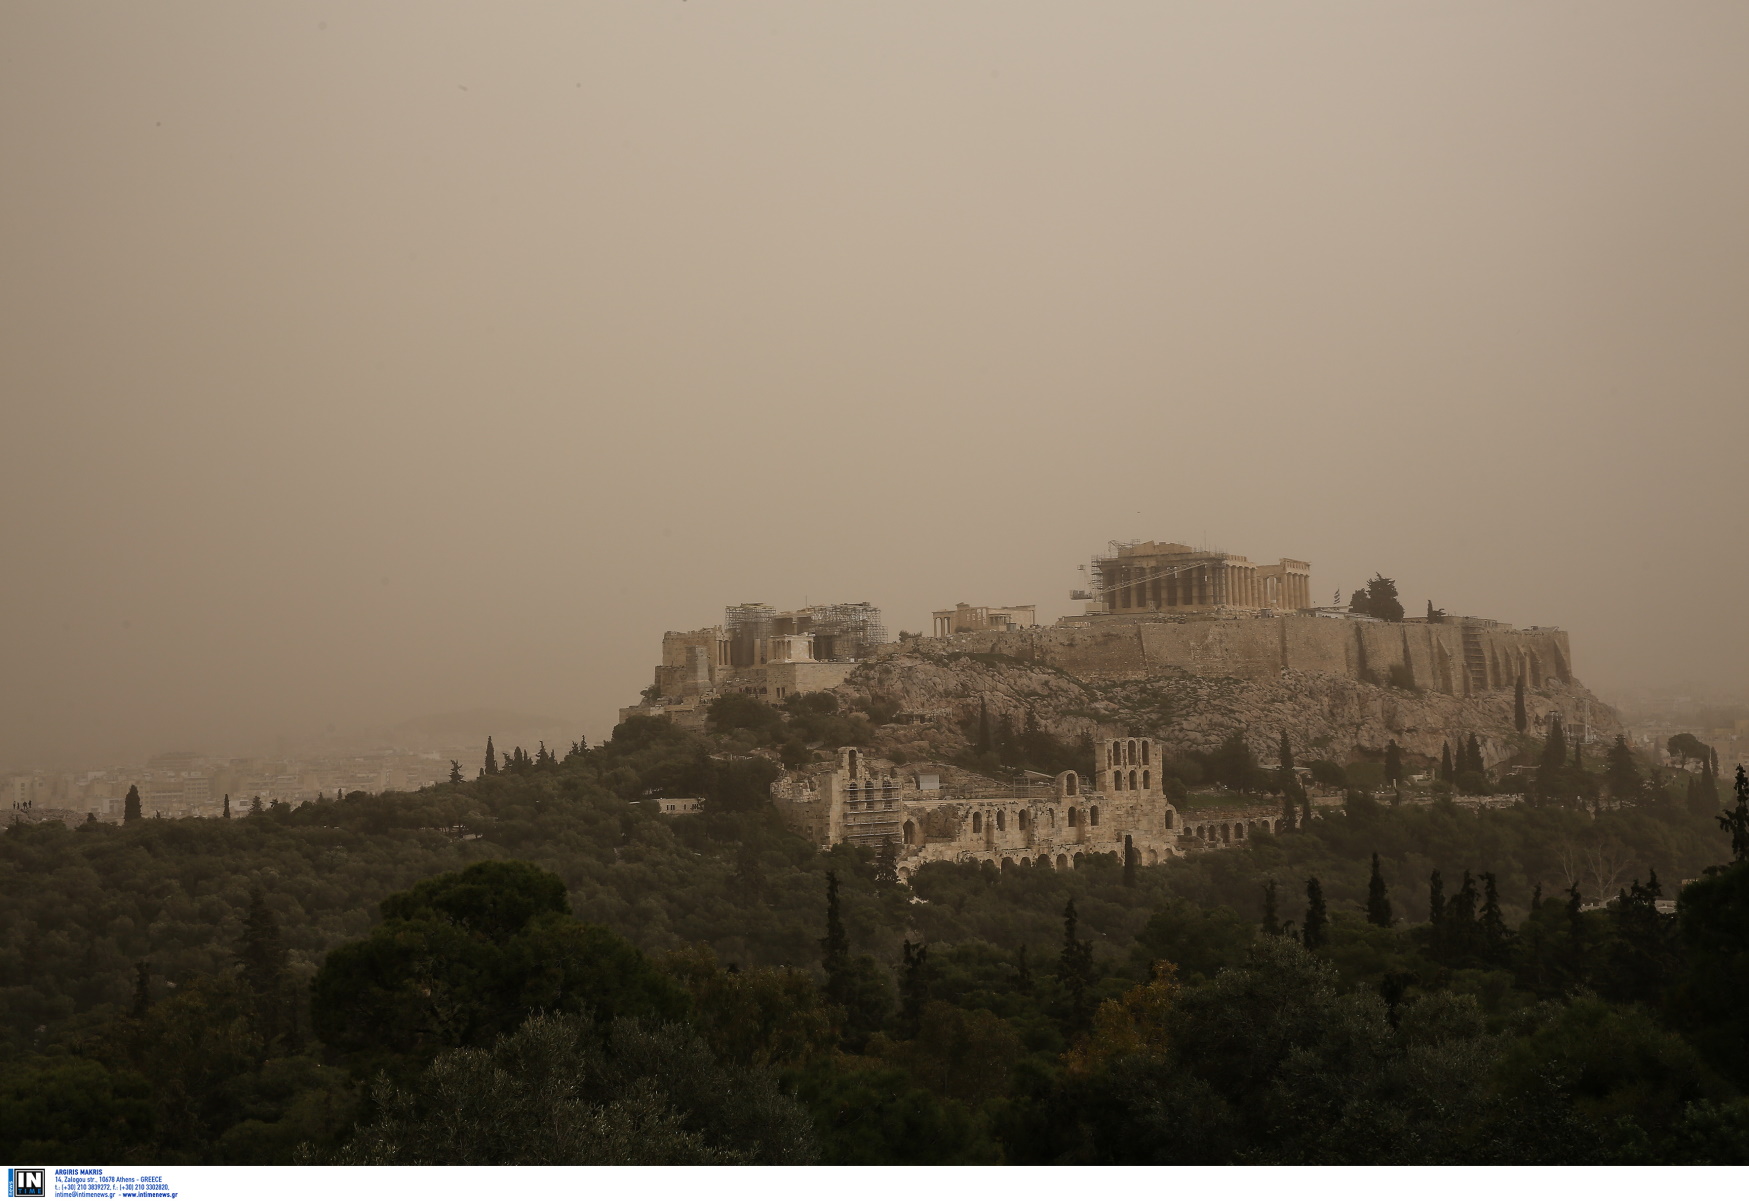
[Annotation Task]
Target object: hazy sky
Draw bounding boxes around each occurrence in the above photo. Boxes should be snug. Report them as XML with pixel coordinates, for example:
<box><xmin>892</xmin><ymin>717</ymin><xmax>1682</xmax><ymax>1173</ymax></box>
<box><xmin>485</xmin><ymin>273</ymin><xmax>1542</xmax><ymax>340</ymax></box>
<box><xmin>3</xmin><ymin>3</ymin><xmax>1746</xmax><ymax>766</ymax></box>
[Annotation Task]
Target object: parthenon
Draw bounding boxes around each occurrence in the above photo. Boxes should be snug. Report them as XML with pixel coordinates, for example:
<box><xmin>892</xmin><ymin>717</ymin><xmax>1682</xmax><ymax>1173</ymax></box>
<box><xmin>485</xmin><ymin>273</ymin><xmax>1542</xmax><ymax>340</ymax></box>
<box><xmin>1090</xmin><ymin>541</ymin><xmax>1311</xmax><ymax>615</ymax></box>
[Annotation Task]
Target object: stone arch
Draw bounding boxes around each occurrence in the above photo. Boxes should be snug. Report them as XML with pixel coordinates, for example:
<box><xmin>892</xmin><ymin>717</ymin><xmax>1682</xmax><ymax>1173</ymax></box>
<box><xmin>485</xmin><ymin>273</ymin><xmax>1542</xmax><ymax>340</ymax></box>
<box><xmin>1073</xmin><ymin>852</ymin><xmax>1085</xmax><ymax>868</ymax></box>
<box><xmin>1048</xmin><ymin>808</ymin><xmax>1056</xmax><ymax>828</ymax></box>
<box><xmin>1001</xmin><ymin>856</ymin><xmax>1014</xmax><ymax>871</ymax></box>
<box><xmin>1063</xmin><ymin>770</ymin><xmax>1079</xmax><ymax>796</ymax></box>
<box><xmin>1129</xmin><ymin>769</ymin><xmax>1137</xmax><ymax>791</ymax></box>
<box><xmin>1164</xmin><ymin>810</ymin><xmax>1174</xmax><ymax>828</ymax></box>
<box><xmin>1221</xmin><ymin>823</ymin><xmax>1231</xmax><ymax>843</ymax></box>
<box><xmin>1067</xmin><ymin>807</ymin><xmax>1079</xmax><ymax>827</ymax></box>
<box><xmin>903</xmin><ymin>819</ymin><xmax>917</xmax><ymax>845</ymax></box>
<box><xmin>1018</xmin><ymin>810</ymin><xmax>1029</xmax><ymax>830</ymax></box>
<box><xmin>1142</xmin><ymin>740</ymin><xmax>1150</xmax><ymax>766</ymax></box>
<box><xmin>972</xmin><ymin>812</ymin><xmax>982</xmax><ymax>834</ymax></box>
<box><xmin>996</xmin><ymin>810</ymin><xmax>1006</xmax><ymax>831</ymax></box>
<box><xmin>1090</xmin><ymin>805</ymin><xmax>1100</xmax><ymax>826</ymax></box>
<box><xmin>1142</xmin><ymin>770</ymin><xmax>1150</xmax><ymax>791</ymax></box>
<box><xmin>1127</xmin><ymin>739</ymin><xmax>1138</xmax><ymax>765</ymax></box>
<box><xmin>1110</xmin><ymin>741</ymin><xmax>1121</xmax><ymax>766</ymax></box>
<box><xmin>847</xmin><ymin>748</ymin><xmax>858</xmax><ymax>778</ymax></box>
<box><xmin>1019</xmin><ymin>856</ymin><xmax>1031</xmax><ymax>868</ymax></box>
<box><xmin>1147</xmin><ymin>849</ymin><xmax>1159</xmax><ymax>865</ymax></box>
<box><xmin>1056</xmin><ymin>853</ymin><xmax>1069</xmax><ymax>870</ymax></box>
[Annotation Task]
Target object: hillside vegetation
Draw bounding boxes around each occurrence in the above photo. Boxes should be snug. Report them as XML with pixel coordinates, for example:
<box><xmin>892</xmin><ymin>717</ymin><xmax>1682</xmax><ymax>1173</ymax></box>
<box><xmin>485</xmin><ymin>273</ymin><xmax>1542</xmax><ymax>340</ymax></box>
<box><xmin>3</xmin><ymin>705</ymin><xmax>1747</xmax><ymax>1165</ymax></box>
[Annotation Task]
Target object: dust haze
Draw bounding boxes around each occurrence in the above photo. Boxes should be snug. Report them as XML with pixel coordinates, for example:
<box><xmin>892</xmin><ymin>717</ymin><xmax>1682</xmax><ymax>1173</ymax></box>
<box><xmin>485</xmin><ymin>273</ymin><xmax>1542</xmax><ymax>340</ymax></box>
<box><xmin>2</xmin><ymin>3</ymin><xmax>1745</xmax><ymax>767</ymax></box>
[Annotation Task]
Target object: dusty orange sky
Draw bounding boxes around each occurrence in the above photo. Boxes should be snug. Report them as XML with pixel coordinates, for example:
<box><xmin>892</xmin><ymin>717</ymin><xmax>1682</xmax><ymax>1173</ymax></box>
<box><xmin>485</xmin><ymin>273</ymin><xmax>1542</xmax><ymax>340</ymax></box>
<box><xmin>2</xmin><ymin>3</ymin><xmax>1745</xmax><ymax>764</ymax></box>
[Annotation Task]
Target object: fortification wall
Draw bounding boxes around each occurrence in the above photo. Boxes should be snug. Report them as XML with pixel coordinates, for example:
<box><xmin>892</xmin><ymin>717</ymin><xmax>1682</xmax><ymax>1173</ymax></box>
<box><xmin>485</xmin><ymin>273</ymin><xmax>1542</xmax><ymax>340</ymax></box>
<box><xmin>908</xmin><ymin>615</ymin><xmax>1572</xmax><ymax>697</ymax></box>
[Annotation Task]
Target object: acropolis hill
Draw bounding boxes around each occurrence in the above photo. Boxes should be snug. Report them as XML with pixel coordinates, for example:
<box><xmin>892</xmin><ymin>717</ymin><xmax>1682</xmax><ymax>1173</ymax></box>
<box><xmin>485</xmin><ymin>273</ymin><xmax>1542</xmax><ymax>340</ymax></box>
<box><xmin>620</xmin><ymin>539</ymin><xmax>1619</xmax><ymax>870</ymax></box>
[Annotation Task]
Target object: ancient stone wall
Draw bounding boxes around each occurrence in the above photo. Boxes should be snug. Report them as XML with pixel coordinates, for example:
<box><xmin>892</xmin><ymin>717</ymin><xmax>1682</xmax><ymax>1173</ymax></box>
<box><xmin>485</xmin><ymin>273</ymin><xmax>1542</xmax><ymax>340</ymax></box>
<box><xmin>899</xmin><ymin>614</ymin><xmax>1572</xmax><ymax>696</ymax></box>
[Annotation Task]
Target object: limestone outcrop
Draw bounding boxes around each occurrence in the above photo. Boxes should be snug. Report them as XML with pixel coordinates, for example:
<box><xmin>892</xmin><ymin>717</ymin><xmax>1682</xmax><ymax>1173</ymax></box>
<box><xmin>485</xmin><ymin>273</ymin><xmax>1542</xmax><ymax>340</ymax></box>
<box><xmin>836</xmin><ymin>647</ymin><xmax>1620</xmax><ymax>770</ymax></box>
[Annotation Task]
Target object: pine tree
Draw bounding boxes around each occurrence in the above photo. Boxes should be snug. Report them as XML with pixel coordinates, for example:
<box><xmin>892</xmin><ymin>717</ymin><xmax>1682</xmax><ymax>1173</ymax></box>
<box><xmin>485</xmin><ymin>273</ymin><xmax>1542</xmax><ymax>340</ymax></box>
<box><xmin>130</xmin><ymin>961</ymin><xmax>151</xmax><ymax>1019</ymax></box>
<box><xmin>1262</xmin><ymin>879</ymin><xmax>1280</xmax><ymax>935</ymax></box>
<box><xmin>1366</xmin><ymin>852</ymin><xmax>1392</xmax><ymax>926</ymax></box>
<box><xmin>1428</xmin><ymin>869</ymin><xmax>1446</xmax><ymax>929</ymax></box>
<box><xmin>483</xmin><ymin>736</ymin><xmax>499</xmax><ymax>776</ymax></box>
<box><xmin>1385</xmin><ymin>740</ymin><xmax>1403</xmax><ymax>786</ymax></box>
<box><xmin>222</xmin><ymin>793</ymin><xmax>231</xmax><ymax>819</ymax></box>
<box><xmin>449</xmin><ymin>761</ymin><xmax>463</xmax><ymax>785</ymax></box>
<box><xmin>1440</xmin><ymin>742</ymin><xmax>1454</xmax><ymax>782</ymax></box>
<box><xmin>249</xmin><ymin>794</ymin><xmax>263</xmax><ymax>815</ymax></box>
<box><xmin>1303</xmin><ymin>877</ymin><xmax>1328</xmax><ymax>950</ymax></box>
<box><xmin>1514</xmin><ymin>674</ymin><xmax>1528</xmax><ymax>733</ymax></box>
<box><xmin>123</xmin><ymin>784</ymin><xmax>142</xmax><ymax>823</ymax></box>
<box><xmin>1057</xmin><ymin>899</ymin><xmax>1097</xmax><ymax>1033</ymax></box>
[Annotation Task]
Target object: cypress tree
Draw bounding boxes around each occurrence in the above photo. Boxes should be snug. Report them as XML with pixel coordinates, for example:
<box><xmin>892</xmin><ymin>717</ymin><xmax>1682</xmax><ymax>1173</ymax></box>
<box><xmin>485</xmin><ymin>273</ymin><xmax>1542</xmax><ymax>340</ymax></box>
<box><xmin>1718</xmin><ymin>766</ymin><xmax>1749</xmax><ymax>862</ymax></box>
<box><xmin>820</xmin><ymin>871</ymin><xmax>849</xmax><ymax>986</ymax></box>
<box><xmin>1480</xmin><ymin>872</ymin><xmax>1510</xmax><ymax>963</ymax></box>
<box><xmin>1385</xmin><ymin>740</ymin><xmax>1403</xmax><ymax>786</ymax></box>
<box><xmin>1057</xmin><ymin>899</ymin><xmax>1097</xmax><ymax>1033</ymax></box>
<box><xmin>1450</xmin><ymin>871</ymin><xmax>1479</xmax><ymax>957</ymax></box>
<box><xmin>1303</xmin><ymin>877</ymin><xmax>1328</xmax><ymax>950</ymax></box>
<box><xmin>1279</xmin><ymin>786</ymin><xmax>1297</xmax><ymax>833</ymax></box>
<box><xmin>1279</xmin><ymin>730</ymin><xmax>1295</xmax><ymax>772</ymax></box>
<box><xmin>1123</xmin><ymin>834</ymin><xmax>1137</xmax><ymax>888</ymax></box>
<box><xmin>238</xmin><ymin>886</ymin><xmax>288</xmax><ymax>1044</ymax></box>
<box><xmin>1428</xmin><ymin>869</ymin><xmax>1446</xmax><ymax>929</ymax></box>
<box><xmin>1605</xmin><ymin>735</ymin><xmax>1641</xmax><ymax>800</ymax></box>
<box><xmin>1366</xmin><ymin>852</ymin><xmax>1392</xmax><ymax>926</ymax></box>
<box><xmin>898</xmin><ymin>940</ymin><xmax>930</xmax><ymax>1040</ymax></box>
<box><xmin>221</xmin><ymin>793</ymin><xmax>231</xmax><ymax>819</ymax></box>
<box><xmin>130</xmin><ymin>962</ymin><xmax>151</xmax><ymax>1019</ymax></box>
<box><xmin>1542</xmin><ymin>716</ymin><xmax>1567</xmax><ymax>770</ymax></box>
<box><xmin>448</xmin><ymin>760</ymin><xmax>463</xmax><ymax>785</ymax></box>
<box><xmin>1440</xmin><ymin>742</ymin><xmax>1454</xmax><ymax>782</ymax></box>
<box><xmin>483</xmin><ymin>736</ymin><xmax>499</xmax><ymax>776</ymax></box>
<box><xmin>1262</xmin><ymin>879</ymin><xmax>1280</xmax><ymax>935</ymax></box>
<box><xmin>123</xmin><ymin>784</ymin><xmax>142</xmax><ymax>824</ymax></box>
<box><xmin>1514</xmin><ymin>674</ymin><xmax>1528</xmax><ymax>733</ymax></box>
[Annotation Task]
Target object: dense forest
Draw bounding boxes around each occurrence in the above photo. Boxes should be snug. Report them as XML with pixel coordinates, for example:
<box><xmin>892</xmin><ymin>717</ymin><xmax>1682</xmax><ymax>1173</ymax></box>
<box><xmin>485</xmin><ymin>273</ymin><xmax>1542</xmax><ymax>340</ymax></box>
<box><xmin>3</xmin><ymin>700</ymin><xmax>1748</xmax><ymax>1165</ymax></box>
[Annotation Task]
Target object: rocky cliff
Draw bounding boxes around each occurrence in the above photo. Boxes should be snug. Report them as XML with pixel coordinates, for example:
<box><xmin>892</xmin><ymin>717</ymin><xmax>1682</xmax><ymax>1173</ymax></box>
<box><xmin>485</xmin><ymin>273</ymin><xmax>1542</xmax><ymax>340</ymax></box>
<box><xmin>835</xmin><ymin>645</ymin><xmax>1620</xmax><ymax>771</ymax></box>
